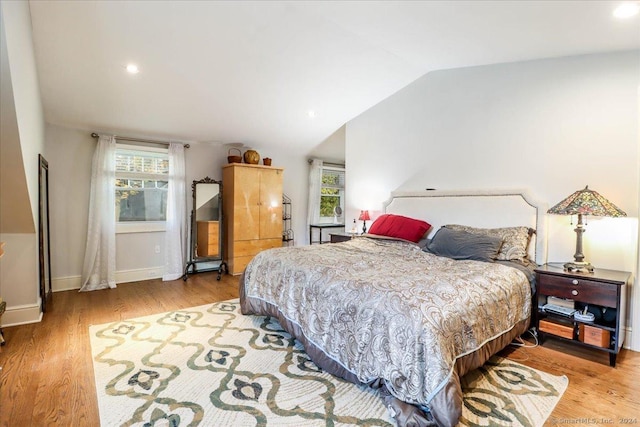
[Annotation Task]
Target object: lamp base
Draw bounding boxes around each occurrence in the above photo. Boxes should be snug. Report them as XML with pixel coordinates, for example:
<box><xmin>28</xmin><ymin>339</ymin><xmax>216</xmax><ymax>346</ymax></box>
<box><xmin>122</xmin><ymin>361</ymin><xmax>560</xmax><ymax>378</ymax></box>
<box><xmin>564</xmin><ymin>261</ymin><xmax>594</xmax><ymax>273</ymax></box>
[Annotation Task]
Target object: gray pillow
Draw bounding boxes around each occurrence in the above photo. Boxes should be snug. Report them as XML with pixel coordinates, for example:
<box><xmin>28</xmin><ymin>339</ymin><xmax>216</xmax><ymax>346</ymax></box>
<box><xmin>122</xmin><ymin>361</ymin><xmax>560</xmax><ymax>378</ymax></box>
<box><xmin>424</xmin><ymin>227</ymin><xmax>503</xmax><ymax>262</ymax></box>
<box><xmin>444</xmin><ymin>224</ymin><xmax>532</xmax><ymax>261</ymax></box>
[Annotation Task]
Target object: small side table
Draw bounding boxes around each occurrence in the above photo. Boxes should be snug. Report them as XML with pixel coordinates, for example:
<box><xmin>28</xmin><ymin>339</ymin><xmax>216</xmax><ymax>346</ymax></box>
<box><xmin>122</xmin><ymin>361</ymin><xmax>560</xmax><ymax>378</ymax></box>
<box><xmin>309</xmin><ymin>224</ymin><xmax>345</xmax><ymax>244</ymax></box>
<box><xmin>534</xmin><ymin>264</ymin><xmax>630</xmax><ymax>366</ymax></box>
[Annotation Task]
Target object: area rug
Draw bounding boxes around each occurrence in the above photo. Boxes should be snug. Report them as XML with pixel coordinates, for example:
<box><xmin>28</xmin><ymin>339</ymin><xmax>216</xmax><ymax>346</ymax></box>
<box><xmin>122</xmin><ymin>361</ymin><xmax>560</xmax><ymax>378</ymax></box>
<box><xmin>90</xmin><ymin>299</ymin><xmax>567</xmax><ymax>426</ymax></box>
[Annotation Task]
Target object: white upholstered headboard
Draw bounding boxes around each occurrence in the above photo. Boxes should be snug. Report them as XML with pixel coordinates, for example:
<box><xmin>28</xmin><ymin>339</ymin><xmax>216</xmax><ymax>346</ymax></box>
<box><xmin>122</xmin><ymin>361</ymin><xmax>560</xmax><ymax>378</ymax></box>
<box><xmin>384</xmin><ymin>190</ymin><xmax>547</xmax><ymax>265</ymax></box>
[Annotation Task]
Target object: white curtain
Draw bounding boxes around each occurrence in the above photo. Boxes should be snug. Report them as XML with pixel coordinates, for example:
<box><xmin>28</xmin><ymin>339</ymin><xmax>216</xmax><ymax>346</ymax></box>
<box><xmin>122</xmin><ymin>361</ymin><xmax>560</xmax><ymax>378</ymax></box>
<box><xmin>80</xmin><ymin>135</ymin><xmax>116</xmax><ymax>291</ymax></box>
<box><xmin>163</xmin><ymin>143</ymin><xmax>187</xmax><ymax>281</ymax></box>
<box><xmin>307</xmin><ymin>159</ymin><xmax>323</xmax><ymax>236</ymax></box>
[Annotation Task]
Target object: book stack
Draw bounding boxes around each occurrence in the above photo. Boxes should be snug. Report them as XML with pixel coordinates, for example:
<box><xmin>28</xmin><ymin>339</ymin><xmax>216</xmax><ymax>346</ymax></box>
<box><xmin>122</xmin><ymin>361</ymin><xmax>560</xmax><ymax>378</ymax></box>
<box><xmin>547</xmin><ymin>296</ymin><xmax>575</xmax><ymax>309</ymax></box>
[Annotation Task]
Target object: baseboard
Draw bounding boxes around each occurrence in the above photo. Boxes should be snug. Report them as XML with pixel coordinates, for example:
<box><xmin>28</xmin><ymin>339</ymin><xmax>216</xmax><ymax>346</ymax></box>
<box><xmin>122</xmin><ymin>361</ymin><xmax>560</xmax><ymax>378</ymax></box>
<box><xmin>52</xmin><ymin>275</ymin><xmax>83</xmax><ymax>292</ymax></box>
<box><xmin>1</xmin><ymin>302</ymin><xmax>43</xmax><ymax>327</ymax></box>
<box><xmin>116</xmin><ymin>267</ymin><xmax>164</xmax><ymax>284</ymax></box>
<box><xmin>52</xmin><ymin>267</ymin><xmax>164</xmax><ymax>292</ymax></box>
<box><xmin>1</xmin><ymin>268</ymin><xmax>164</xmax><ymax>327</ymax></box>
<box><xmin>623</xmin><ymin>326</ymin><xmax>635</xmax><ymax>351</ymax></box>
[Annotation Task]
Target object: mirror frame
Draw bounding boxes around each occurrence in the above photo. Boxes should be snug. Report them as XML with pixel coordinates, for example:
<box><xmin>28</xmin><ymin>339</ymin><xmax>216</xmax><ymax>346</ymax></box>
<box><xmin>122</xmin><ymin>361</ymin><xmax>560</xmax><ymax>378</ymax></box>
<box><xmin>38</xmin><ymin>154</ymin><xmax>52</xmax><ymax>312</ymax></box>
<box><xmin>183</xmin><ymin>177</ymin><xmax>227</xmax><ymax>280</ymax></box>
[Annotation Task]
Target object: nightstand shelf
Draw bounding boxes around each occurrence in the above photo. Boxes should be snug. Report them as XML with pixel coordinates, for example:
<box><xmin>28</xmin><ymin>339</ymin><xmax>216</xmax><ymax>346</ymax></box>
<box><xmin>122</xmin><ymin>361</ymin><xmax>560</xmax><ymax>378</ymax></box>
<box><xmin>534</xmin><ymin>265</ymin><xmax>630</xmax><ymax>367</ymax></box>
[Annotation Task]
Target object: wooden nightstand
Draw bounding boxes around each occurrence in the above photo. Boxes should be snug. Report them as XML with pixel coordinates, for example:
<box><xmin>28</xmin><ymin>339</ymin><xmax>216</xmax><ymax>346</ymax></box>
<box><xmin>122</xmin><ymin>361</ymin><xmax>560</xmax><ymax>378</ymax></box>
<box><xmin>534</xmin><ymin>265</ymin><xmax>630</xmax><ymax>366</ymax></box>
<box><xmin>329</xmin><ymin>232</ymin><xmax>354</xmax><ymax>243</ymax></box>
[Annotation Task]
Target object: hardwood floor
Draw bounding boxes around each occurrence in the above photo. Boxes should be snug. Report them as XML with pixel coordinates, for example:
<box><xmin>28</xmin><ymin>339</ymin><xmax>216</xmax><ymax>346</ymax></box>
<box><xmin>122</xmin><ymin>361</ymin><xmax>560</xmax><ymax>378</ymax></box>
<box><xmin>500</xmin><ymin>336</ymin><xmax>640</xmax><ymax>425</ymax></box>
<box><xmin>0</xmin><ymin>272</ymin><xmax>238</xmax><ymax>427</ymax></box>
<box><xmin>0</xmin><ymin>273</ymin><xmax>638</xmax><ymax>426</ymax></box>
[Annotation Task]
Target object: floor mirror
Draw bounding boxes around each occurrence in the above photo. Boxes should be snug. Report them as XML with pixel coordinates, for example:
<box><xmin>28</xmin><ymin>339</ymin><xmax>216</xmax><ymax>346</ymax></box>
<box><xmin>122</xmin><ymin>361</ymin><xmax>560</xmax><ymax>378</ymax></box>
<box><xmin>39</xmin><ymin>154</ymin><xmax>52</xmax><ymax>312</ymax></box>
<box><xmin>183</xmin><ymin>177</ymin><xmax>227</xmax><ymax>280</ymax></box>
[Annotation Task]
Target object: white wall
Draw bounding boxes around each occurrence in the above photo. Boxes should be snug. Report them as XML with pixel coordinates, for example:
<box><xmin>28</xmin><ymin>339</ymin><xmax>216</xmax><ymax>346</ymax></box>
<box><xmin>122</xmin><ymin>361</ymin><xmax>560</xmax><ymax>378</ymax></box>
<box><xmin>0</xmin><ymin>233</ymin><xmax>41</xmax><ymax>325</ymax></box>
<box><xmin>0</xmin><ymin>9</ymin><xmax>33</xmax><ymax>235</ymax></box>
<box><xmin>309</xmin><ymin>125</ymin><xmax>346</xmax><ymax>165</ymax></box>
<box><xmin>45</xmin><ymin>125</ymin><xmax>92</xmax><ymax>283</ymax></box>
<box><xmin>346</xmin><ymin>51</ymin><xmax>639</xmax><ymax>347</ymax></box>
<box><xmin>0</xmin><ymin>2</ymin><xmax>47</xmax><ymax>325</ymax></box>
<box><xmin>1</xmin><ymin>1</ymin><xmax>46</xmax><ymax>229</ymax></box>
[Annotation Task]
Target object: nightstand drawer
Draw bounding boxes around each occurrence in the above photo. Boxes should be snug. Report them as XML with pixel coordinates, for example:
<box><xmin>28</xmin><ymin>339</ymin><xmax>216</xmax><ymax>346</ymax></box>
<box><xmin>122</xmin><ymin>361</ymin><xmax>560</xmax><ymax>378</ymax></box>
<box><xmin>538</xmin><ymin>274</ymin><xmax>617</xmax><ymax>308</ymax></box>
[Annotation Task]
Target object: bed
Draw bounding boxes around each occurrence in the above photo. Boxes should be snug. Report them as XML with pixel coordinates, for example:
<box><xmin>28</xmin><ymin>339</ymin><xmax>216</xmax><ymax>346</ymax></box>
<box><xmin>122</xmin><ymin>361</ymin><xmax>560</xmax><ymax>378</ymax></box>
<box><xmin>240</xmin><ymin>190</ymin><xmax>546</xmax><ymax>426</ymax></box>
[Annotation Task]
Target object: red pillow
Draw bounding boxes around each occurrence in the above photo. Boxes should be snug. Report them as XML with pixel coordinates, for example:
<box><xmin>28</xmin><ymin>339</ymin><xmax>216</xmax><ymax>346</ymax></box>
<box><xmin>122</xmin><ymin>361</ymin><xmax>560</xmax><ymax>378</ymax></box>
<box><xmin>367</xmin><ymin>214</ymin><xmax>431</xmax><ymax>243</ymax></box>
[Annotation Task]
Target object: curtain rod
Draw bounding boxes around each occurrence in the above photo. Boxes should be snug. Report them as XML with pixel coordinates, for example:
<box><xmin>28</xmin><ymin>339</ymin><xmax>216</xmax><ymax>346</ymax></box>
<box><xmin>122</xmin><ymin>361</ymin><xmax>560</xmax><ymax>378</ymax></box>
<box><xmin>91</xmin><ymin>133</ymin><xmax>190</xmax><ymax>148</ymax></box>
<box><xmin>308</xmin><ymin>158</ymin><xmax>345</xmax><ymax>168</ymax></box>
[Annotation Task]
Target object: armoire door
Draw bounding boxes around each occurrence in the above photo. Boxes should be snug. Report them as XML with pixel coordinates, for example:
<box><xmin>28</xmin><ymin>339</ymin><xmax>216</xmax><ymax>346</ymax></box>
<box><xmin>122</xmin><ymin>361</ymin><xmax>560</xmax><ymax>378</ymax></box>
<box><xmin>259</xmin><ymin>168</ymin><xmax>283</xmax><ymax>240</ymax></box>
<box><xmin>233</xmin><ymin>167</ymin><xmax>261</xmax><ymax>241</ymax></box>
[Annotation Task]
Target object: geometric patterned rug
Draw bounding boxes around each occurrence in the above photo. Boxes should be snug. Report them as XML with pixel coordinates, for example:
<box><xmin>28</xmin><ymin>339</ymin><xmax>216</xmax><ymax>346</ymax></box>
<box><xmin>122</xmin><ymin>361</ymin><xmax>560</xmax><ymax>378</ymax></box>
<box><xmin>89</xmin><ymin>299</ymin><xmax>567</xmax><ymax>426</ymax></box>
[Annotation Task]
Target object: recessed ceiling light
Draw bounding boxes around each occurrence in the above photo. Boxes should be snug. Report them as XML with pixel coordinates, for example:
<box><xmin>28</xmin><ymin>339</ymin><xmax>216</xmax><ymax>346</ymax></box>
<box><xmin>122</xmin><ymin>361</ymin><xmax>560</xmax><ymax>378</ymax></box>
<box><xmin>613</xmin><ymin>2</ymin><xmax>640</xmax><ymax>19</ymax></box>
<box><xmin>308</xmin><ymin>110</ymin><xmax>316</xmax><ymax>118</ymax></box>
<box><xmin>126</xmin><ymin>64</ymin><xmax>140</xmax><ymax>74</ymax></box>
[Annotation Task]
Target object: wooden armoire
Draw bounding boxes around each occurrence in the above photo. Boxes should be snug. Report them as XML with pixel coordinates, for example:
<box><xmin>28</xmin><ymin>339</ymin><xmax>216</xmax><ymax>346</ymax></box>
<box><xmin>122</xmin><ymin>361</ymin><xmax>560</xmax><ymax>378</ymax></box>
<box><xmin>222</xmin><ymin>163</ymin><xmax>284</xmax><ymax>275</ymax></box>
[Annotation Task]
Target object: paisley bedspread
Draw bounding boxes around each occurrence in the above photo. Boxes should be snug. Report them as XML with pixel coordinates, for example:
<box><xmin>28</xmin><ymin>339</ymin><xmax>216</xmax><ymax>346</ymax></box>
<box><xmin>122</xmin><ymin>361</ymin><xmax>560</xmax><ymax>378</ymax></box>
<box><xmin>240</xmin><ymin>237</ymin><xmax>531</xmax><ymax>426</ymax></box>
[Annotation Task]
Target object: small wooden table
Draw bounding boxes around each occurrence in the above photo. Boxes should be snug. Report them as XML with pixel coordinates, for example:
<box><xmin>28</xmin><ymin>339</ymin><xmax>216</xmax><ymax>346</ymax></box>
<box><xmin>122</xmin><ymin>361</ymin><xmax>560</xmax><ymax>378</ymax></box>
<box><xmin>309</xmin><ymin>224</ymin><xmax>345</xmax><ymax>244</ymax></box>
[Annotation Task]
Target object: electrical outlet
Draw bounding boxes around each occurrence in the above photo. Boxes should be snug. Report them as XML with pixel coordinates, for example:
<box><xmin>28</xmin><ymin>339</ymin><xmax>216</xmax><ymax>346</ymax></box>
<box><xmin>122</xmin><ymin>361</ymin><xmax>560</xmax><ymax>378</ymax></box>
<box><xmin>154</xmin><ymin>245</ymin><xmax>161</xmax><ymax>254</ymax></box>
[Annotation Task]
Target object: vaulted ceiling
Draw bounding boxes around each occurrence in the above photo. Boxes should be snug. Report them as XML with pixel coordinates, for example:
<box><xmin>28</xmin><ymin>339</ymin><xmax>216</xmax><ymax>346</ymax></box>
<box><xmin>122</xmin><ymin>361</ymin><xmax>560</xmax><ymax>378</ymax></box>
<box><xmin>29</xmin><ymin>1</ymin><xmax>640</xmax><ymax>153</ymax></box>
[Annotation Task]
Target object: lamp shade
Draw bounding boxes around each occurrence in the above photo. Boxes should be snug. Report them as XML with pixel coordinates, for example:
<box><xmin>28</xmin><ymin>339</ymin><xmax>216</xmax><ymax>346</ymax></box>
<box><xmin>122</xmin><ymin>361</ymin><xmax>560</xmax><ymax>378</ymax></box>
<box><xmin>547</xmin><ymin>186</ymin><xmax>626</xmax><ymax>218</ymax></box>
<box><xmin>358</xmin><ymin>210</ymin><xmax>371</xmax><ymax>221</ymax></box>
<box><xmin>547</xmin><ymin>186</ymin><xmax>626</xmax><ymax>273</ymax></box>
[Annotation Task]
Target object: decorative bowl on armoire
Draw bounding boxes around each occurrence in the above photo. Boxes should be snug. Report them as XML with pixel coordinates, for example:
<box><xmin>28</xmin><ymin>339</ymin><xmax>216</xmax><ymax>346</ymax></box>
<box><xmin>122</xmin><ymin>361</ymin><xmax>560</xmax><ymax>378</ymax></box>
<box><xmin>243</xmin><ymin>149</ymin><xmax>260</xmax><ymax>164</ymax></box>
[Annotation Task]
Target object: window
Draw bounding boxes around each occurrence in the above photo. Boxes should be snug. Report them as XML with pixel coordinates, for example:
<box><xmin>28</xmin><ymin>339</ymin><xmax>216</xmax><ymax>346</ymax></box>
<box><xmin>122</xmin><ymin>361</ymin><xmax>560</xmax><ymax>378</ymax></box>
<box><xmin>319</xmin><ymin>166</ymin><xmax>345</xmax><ymax>223</ymax></box>
<box><xmin>115</xmin><ymin>144</ymin><xmax>168</xmax><ymax>232</ymax></box>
